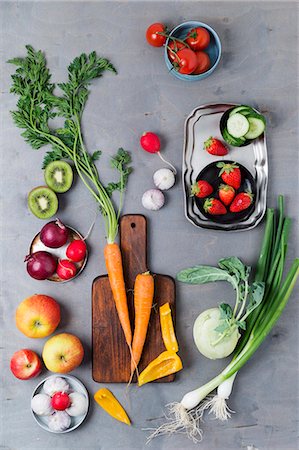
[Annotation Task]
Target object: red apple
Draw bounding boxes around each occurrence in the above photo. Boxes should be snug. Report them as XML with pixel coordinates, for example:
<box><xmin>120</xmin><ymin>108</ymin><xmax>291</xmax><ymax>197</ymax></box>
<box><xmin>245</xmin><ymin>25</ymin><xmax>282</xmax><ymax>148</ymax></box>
<box><xmin>42</xmin><ymin>333</ymin><xmax>84</xmax><ymax>373</ymax></box>
<box><xmin>10</xmin><ymin>349</ymin><xmax>42</xmax><ymax>380</ymax></box>
<box><xmin>51</xmin><ymin>392</ymin><xmax>71</xmax><ymax>410</ymax></box>
<box><xmin>15</xmin><ymin>294</ymin><xmax>60</xmax><ymax>338</ymax></box>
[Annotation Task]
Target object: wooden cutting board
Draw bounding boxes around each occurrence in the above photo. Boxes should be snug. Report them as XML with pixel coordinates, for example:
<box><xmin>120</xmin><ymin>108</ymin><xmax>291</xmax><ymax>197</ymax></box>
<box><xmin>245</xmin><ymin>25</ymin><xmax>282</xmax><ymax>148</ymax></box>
<box><xmin>92</xmin><ymin>214</ymin><xmax>176</xmax><ymax>383</ymax></box>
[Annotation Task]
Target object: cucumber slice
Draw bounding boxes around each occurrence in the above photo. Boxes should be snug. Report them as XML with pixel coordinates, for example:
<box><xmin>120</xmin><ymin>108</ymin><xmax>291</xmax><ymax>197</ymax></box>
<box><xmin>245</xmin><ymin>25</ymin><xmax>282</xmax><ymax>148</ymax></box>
<box><xmin>222</xmin><ymin>128</ymin><xmax>244</xmax><ymax>147</ymax></box>
<box><xmin>244</xmin><ymin>117</ymin><xmax>265</xmax><ymax>139</ymax></box>
<box><xmin>246</xmin><ymin>111</ymin><xmax>266</xmax><ymax>124</ymax></box>
<box><xmin>227</xmin><ymin>113</ymin><xmax>250</xmax><ymax>138</ymax></box>
<box><xmin>229</xmin><ymin>105</ymin><xmax>254</xmax><ymax>117</ymax></box>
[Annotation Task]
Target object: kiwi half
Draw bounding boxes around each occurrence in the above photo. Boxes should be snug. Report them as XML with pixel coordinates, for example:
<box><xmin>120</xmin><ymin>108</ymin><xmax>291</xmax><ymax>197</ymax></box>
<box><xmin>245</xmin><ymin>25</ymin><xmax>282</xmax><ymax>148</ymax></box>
<box><xmin>44</xmin><ymin>161</ymin><xmax>73</xmax><ymax>193</ymax></box>
<box><xmin>28</xmin><ymin>186</ymin><xmax>58</xmax><ymax>219</ymax></box>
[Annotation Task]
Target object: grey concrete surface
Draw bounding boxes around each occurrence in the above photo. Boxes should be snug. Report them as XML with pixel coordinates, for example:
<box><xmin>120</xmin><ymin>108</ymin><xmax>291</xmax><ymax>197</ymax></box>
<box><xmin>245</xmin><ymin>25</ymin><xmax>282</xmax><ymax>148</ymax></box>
<box><xmin>0</xmin><ymin>1</ymin><xmax>298</xmax><ymax>450</ymax></box>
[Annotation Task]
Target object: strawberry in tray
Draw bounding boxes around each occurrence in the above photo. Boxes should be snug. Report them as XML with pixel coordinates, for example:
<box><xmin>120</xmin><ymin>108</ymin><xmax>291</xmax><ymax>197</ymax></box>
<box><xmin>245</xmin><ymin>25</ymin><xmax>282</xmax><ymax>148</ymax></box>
<box><xmin>217</xmin><ymin>162</ymin><xmax>241</xmax><ymax>189</ymax></box>
<box><xmin>204</xmin><ymin>198</ymin><xmax>227</xmax><ymax>215</ymax></box>
<box><xmin>191</xmin><ymin>180</ymin><xmax>213</xmax><ymax>198</ymax></box>
<box><xmin>204</xmin><ymin>137</ymin><xmax>228</xmax><ymax>156</ymax></box>
<box><xmin>219</xmin><ymin>184</ymin><xmax>235</xmax><ymax>206</ymax></box>
<box><xmin>230</xmin><ymin>192</ymin><xmax>254</xmax><ymax>212</ymax></box>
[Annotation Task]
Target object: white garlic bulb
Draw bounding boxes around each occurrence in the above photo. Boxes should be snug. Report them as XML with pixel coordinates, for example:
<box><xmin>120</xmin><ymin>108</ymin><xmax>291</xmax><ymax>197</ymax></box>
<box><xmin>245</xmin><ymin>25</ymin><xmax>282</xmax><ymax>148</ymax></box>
<box><xmin>153</xmin><ymin>168</ymin><xmax>175</xmax><ymax>190</ymax></box>
<box><xmin>31</xmin><ymin>394</ymin><xmax>53</xmax><ymax>416</ymax></box>
<box><xmin>48</xmin><ymin>411</ymin><xmax>71</xmax><ymax>432</ymax></box>
<box><xmin>66</xmin><ymin>392</ymin><xmax>88</xmax><ymax>417</ymax></box>
<box><xmin>142</xmin><ymin>189</ymin><xmax>165</xmax><ymax>211</ymax></box>
<box><xmin>43</xmin><ymin>377</ymin><xmax>69</xmax><ymax>397</ymax></box>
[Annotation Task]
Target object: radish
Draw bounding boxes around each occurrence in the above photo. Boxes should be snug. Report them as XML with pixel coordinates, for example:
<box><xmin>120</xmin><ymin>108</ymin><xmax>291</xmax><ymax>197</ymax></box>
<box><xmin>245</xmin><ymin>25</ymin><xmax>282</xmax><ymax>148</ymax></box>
<box><xmin>140</xmin><ymin>132</ymin><xmax>177</xmax><ymax>174</ymax></box>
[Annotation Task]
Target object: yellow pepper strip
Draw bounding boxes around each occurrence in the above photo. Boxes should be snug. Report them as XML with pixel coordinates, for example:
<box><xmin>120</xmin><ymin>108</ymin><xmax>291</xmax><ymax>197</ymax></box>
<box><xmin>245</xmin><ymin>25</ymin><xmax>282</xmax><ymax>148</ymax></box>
<box><xmin>159</xmin><ymin>302</ymin><xmax>179</xmax><ymax>353</ymax></box>
<box><xmin>138</xmin><ymin>351</ymin><xmax>183</xmax><ymax>386</ymax></box>
<box><xmin>94</xmin><ymin>388</ymin><xmax>131</xmax><ymax>426</ymax></box>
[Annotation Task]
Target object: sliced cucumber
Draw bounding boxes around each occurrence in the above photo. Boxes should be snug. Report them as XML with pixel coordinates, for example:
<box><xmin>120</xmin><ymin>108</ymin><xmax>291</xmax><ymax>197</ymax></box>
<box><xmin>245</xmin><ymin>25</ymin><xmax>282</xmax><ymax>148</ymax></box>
<box><xmin>222</xmin><ymin>127</ymin><xmax>244</xmax><ymax>147</ymax></box>
<box><xmin>244</xmin><ymin>117</ymin><xmax>265</xmax><ymax>139</ymax></box>
<box><xmin>229</xmin><ymin>105</ymin><xmax>254</xmax><ymax>117</ymax></box>
<box><xmin>227</xmin><ymin>113</ymin><xmax>250</xmax><ymax>138</ymax></box>
<box><xmin>246</xmin><ymin>111</ymin><xmax>266</xmax><ymax>124</ymax></box>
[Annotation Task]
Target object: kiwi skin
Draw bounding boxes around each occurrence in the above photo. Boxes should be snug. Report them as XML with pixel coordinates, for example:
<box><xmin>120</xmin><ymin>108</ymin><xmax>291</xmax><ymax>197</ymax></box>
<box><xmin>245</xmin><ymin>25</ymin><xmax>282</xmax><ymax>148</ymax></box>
<box><xmin>44</xmin><ymin>161</ymin><xmax>73</xmax><ymax>193</ymax></box>
<box><xmin>28</xmin><ymin>186</ymin><xmax>58</xmax><ymax>219</ymax></box>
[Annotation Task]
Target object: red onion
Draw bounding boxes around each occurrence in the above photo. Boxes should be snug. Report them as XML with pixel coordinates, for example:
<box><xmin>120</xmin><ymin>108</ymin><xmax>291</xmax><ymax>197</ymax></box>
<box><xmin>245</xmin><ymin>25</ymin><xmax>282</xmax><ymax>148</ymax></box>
<box><xmin>40</xmin><ymin>219</ymin><xmax>69</xmax><ymax>248</ymax></box>
<box><xmin>25</xmin><ymin>251</ymin><xmax>57</xmax><ymax>280</ymax></box>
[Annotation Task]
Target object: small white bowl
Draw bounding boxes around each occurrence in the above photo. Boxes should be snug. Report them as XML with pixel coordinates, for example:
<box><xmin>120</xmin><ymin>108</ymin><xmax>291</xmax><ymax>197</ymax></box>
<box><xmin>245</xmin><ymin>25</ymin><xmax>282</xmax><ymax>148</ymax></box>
<box><xmin>31</xmin><ymin>375</ymin><xmax>89</xmax><ymax>433</ymax></box>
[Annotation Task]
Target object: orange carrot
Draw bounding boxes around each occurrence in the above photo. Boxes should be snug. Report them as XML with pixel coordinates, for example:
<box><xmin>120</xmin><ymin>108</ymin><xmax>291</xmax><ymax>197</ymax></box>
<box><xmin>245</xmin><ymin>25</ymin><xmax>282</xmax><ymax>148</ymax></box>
<box><xmin>104</xmin><ymin>242</ymin><xmax>132</xmax><ymax>346</ymax></box>
<box><xmin>131</xmin><ymin>272</ymin><xmax>154</xmax><ymax>372</ymax></box>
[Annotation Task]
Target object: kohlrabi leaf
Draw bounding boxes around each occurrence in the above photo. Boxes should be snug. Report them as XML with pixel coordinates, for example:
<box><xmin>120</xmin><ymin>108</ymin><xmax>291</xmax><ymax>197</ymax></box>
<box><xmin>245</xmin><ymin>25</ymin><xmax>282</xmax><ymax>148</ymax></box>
<box><xmin>218</xmin><ymin>256</ymin><xmax>250</xmax><ymax>284</ymax></box>
<box><xmin>246</xmin><ymin>281</ymin><xmax>265</xmax><ymax>315</ymax></box>
<box><xmin>177</xmin><ymin>266</ymin><xmax>237</xmax><ymax>286</ymax></box>
<box><xmin>219</xmin><ymin>303</ymin><xmax>233</xmax><ymax>321</ymax></box>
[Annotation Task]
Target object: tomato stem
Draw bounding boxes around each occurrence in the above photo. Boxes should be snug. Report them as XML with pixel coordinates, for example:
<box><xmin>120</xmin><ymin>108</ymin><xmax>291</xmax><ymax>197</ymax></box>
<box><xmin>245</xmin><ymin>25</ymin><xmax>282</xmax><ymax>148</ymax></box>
<box><xmin>156</xmin><ymin>32</ymin><xmax>190</xmax><ymax>49</ymax></box>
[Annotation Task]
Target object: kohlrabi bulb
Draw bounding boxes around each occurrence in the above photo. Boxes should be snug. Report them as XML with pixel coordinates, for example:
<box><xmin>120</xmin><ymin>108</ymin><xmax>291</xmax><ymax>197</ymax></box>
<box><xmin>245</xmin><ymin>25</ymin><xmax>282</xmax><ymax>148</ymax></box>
<box><xmin>153</xmin><ymin>168</ymin><xmax>175</xmax><ymax>190</ymax></box>
<box><xmin>193</xmin><ymin>308</ymin><xmax>240</xmax><ymax>360</ymax></box>
<box><xmin>31</xmin><ymin>394</ymin><xmax>53</xmax><ymax>416</ymax></box>
<box><xmin>142</xmin><ymin>189</ymin><xmax>165</xmax><ymax>211</ymax></box>
<box><xmin>48</xmin><ymin>411</ymin><xmax>71</xmax><ymax>432</ymax></box>
<box><xmin>43</xmin><ymin>377</ymin><xmax>70</xmax><ymax>396</ymax></box>
<box><xmin>66</xmin><ymin>392</ymin><xmax>88</xmax><ymax>417</ymax></box>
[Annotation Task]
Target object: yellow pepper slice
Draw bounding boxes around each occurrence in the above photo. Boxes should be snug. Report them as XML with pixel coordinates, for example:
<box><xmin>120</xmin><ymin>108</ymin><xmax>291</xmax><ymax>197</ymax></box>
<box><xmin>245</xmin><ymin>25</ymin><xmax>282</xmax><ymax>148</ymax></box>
<box><xmin>138</xmin><ymin>350</ymin><xmax>183</xmax><ymax>386</ymax></box>
<box><xmin>159</xmin><ymin>302</ymin><xmax>179</xmax><ymax>353</ymax></box>
<box><xmin>94</xmin><ymin>388</ymin><xmax>131</xmax><ymax>426</ymax></box>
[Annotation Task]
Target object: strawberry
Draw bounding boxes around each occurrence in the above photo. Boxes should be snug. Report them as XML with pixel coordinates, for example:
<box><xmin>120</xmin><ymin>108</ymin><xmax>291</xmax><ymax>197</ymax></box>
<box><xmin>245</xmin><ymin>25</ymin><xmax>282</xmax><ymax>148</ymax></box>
<box><xmin>230</xmin><ymin>192</ymin><xmax>254</xmax><ymax>212</ymax></box>
<box><xmin>204</xmin><ymin>198</ymin><xmax>227</xmax><ymax>215</ymax></box>
<box><xmin>217</xmin><ymin>162</ymin><xmax>241</xmax><ymax>189</ymax></box>
<box><xmin>218</xmin><ymin>184</ymin><xmax>235</xmax><ymax>206</ymax></box>
<box><xmin>204</xmin><ymin>137</ymin><xmax>228</xmax><ymax>156</ymax></box>
<box><xmin>191</xmin><ymin>180</ymin><xmax>213</xmax><ymax>198</ymax></box>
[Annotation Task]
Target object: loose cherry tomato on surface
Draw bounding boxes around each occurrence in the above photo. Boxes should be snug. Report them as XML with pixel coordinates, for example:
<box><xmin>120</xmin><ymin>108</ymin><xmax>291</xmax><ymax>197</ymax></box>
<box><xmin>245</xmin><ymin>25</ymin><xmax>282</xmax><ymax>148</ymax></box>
<box><xmin>185</xmin><ymin>27</ymin><xmax>210</xmax><ymax>51</ymax></box>
<box><xmin>146</xmin><ymin>23</ymin><xmax>167</xmax><ymax>47</ymax></box>
<box><xmin>192</xmin><ymin>51</ymin><xmax>211</xmax><ymax>74</ymax></box>
<box><xmin>66</xmin><ymin>239</ymin><xmax>87</xmax><ymax>262</ymax></box>
<box><xmin>167</xmin><ymin>41</ymin><xmax>187</xmax><ymax>62</ymax></box>
<box><xmin>173</xmin><ymin>48</ymin><xmax>198</xmax><ymax>75</ymax></box>
<box><xmin>57</xmin><ymin>259</ymin><xmax>77</xmax><ymax>280</ymax></box>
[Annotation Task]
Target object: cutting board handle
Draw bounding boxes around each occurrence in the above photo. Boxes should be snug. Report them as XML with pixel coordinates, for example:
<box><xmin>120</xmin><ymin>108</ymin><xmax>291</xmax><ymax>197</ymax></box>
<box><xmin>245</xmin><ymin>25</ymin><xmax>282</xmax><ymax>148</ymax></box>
<box><xmin>120</xmin><ymin>215</ymin><xmax>147</xmax><ymax>288</ymax></box>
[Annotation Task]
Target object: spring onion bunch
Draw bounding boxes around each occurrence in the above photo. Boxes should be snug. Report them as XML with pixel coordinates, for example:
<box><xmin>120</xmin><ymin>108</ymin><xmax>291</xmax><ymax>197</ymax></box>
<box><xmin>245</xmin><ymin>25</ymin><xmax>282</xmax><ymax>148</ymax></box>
<box><xmin>147</xmin><ymin>196</ymin><xmax>299</xmax><ymax>443</ymax></box>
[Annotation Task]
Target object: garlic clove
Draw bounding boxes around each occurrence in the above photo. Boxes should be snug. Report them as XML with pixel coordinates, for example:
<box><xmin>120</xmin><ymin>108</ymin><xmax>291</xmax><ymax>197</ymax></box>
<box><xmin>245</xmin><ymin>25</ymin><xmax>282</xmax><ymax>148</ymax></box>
<box><xmin>66</xmin><ymin>392</ymin><xmax>88</xmax><ymax>417</ymax></box>
<box><xmin>48</xmin><ymin>411</ymin><xmax>71</xmax><ymax>432</ymax></box>
<box><xmin>31</xmin><ymin>393</ymin><xmax>54</xmax><ymax>416</ymax></box>
<box><xmin>43</xmin><ymin>377</ymin><xmax>70</xmax><ymax>397</ymax></box>
<box><xmin>142</xmin><ymin>189</ymin><xmax>165</xmax><ymax>211</ymax></box>
<box><xmin>153</xmin><ymin>168</ymin><xmax>175</xmax><ymax>190</ymax></box>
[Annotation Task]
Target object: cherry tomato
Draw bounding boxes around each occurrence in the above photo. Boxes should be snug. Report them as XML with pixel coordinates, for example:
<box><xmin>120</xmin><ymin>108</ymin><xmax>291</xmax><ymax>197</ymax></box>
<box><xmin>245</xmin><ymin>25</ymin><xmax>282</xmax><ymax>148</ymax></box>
<box><xmin>185</xmin><ymin>27</ymin><xmax>210</xmax><ymax>51</ymax></box>
<box><xmin>51</xmin><ymin>392</ymin><xmax>71</xmax><ymax>411</ymax></box>
<box><xmin>192</xmin><ymin>51</ymin><xmax>211</xmax><ymax>74</ymax></box>
<box><xmin>173</xmin><ymin>48</ymin><xmax>198</xmax><ymax>75</ymax></box>
<box><xmin>57</xmin><ymin>259</ymin><xmax>77</xmax><ymax>280</ymax></box>
<box><xmin>167</xmin><ymin>41</ymin><xmax>187</xmax><ymax>62</ymax></box>
<box><xmin>66</xmin><ymin>239</ymin><xmax>87</xmax><ymax>262</ymax></box>
<box><xmin>140</xmin><ymin>132</ymin><xmax>161</xmax><ymax>153</ymax></box>
<box><xmin>146</xmin><ymin>23</ymin><xmax>167</xmax><ymax>47</ymax></box>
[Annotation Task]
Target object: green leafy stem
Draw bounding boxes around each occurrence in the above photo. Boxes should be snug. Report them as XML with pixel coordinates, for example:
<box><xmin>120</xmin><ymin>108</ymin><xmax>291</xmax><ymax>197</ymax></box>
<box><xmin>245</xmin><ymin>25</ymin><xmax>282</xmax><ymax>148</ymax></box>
<box><xmin>8</xmin><ymin>45</ymin><xmax>132</xmax><ymax>243</ymax></box>
<box><xmin>177</xmin><ymin>256</ymin><xmax>265</xmax><ymax>346</ymax></box>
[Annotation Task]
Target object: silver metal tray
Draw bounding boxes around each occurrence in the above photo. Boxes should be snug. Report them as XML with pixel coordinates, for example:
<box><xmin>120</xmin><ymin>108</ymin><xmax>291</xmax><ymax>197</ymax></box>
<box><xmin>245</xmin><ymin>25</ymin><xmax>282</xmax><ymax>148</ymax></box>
<box><xmin>182</xmin><ymin>103</ymin><xmax>268</xmax><ymax>231</ymax></box>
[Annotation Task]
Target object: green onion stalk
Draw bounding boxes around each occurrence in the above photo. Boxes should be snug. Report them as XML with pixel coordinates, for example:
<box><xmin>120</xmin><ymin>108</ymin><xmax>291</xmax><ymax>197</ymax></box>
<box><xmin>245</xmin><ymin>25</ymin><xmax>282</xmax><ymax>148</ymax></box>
<box><xmin>147</xmin><ymin>196</ymin><xmax>299</xmax><ymax>444</ymax></box>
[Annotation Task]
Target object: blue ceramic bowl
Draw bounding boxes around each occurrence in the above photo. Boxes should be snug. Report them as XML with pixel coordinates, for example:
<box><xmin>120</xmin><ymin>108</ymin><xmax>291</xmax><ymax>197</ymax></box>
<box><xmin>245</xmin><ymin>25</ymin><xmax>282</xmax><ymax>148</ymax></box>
<box><xmin>164</xmin><ymin>21</ymin><xmax>221</xmax><ymax>81</ymax></box>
